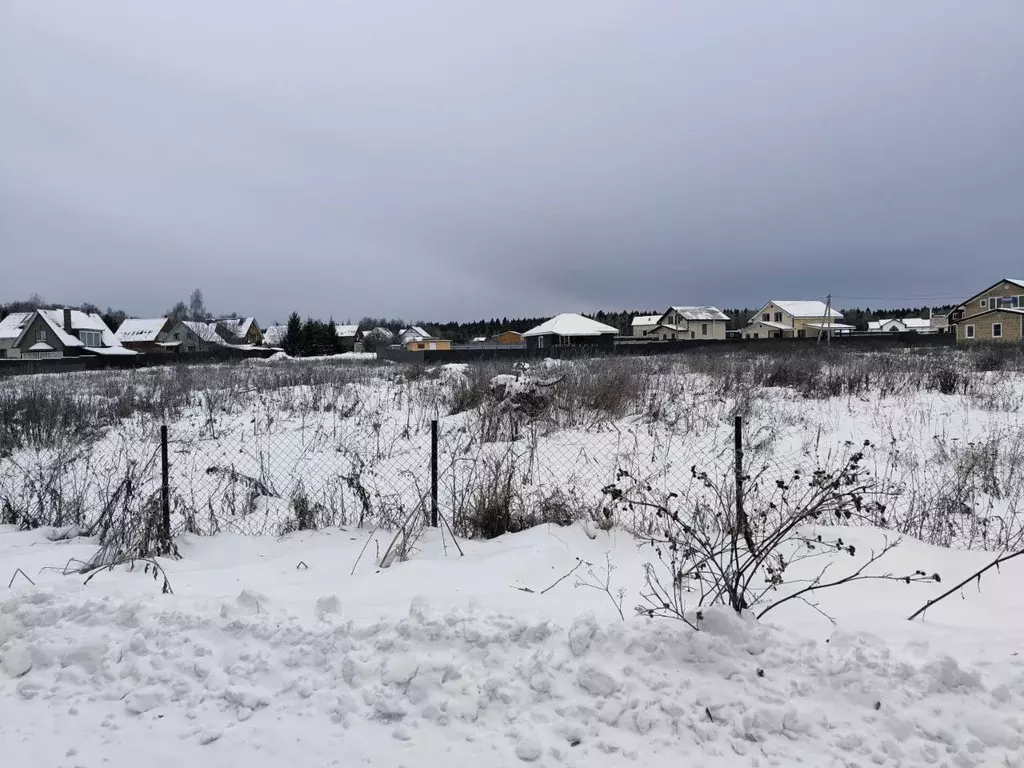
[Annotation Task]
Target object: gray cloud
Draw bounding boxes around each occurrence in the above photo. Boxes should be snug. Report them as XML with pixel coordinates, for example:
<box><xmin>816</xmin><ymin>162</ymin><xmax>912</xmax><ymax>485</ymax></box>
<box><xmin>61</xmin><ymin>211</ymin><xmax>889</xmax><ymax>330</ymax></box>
<box><xmin>2</xmin><ymin>0</ymin><xmax>1023</xmax><ymax>322</ymax></box>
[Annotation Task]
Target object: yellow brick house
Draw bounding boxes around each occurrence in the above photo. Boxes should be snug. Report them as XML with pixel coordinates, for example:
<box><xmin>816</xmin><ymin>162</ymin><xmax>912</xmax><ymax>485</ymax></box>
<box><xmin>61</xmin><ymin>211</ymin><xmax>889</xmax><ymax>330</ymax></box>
<box><xmin>949</xmin><ymin>279</ymin><xmax>1024</xmax><ymax>343</ymax></box>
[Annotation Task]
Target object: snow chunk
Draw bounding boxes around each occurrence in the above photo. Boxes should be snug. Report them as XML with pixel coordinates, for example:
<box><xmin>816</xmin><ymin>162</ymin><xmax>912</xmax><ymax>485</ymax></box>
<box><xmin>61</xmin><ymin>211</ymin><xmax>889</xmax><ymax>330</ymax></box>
<box><xmin>577</xmin><ymin>663</ymin><xmax>621</xmax><ymax>696</ymax></box>
<box><xmin>235</xmin><ymin>589</ymin><xmax>268</xmax><ymax>615</ymax></box>
<box><xmin>383</xmin><ymin>658</ymin><xmax>419</xmax><ymax>687</ymax></box>
<box><xmin>125</xmin><ymin>686</ymin><xmax>167</xmax><ymax>714</ymax></box>
<box><xmin>1</xmin><ymin>646</ymin><xmax>33</xmax><ymax>678</ymax></box>
<box><xmin>922</xmin><ymin>656</ymin><xmax>983</xmax><ymax>693</ymax></box>
<box><xmin>514</xmin><ymin>736</ymin><xmax>543</xmax><ymax>761</ymax></box>
<box><xmin>700</xmin><ymin>606</ymin><xmax>753</xmax><ymax>642</ymax></box>
<box><xmin>568</xmin><ymin>614</ymin><xmax>598</xmax><ymax>657</ymax></box>
<box><xmin>198</xmin><ymin>729</ymin><xmax>223</xmax><ymax>745</ymax></box>
<box><xmin>315</xmin><ymin>594</ymin><xmax>342</xmax><ymax>617</ymax></box>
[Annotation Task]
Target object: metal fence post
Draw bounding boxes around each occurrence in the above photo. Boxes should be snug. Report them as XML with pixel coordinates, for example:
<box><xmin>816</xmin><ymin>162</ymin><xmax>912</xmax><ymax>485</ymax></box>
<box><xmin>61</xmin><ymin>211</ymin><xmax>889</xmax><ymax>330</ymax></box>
<box><xmin>430</xmin><ymin>419</ymin><xmax>439</xmax><ymax>527</ymax></box>
<box><xmin>160</xmin><ymin>424</ymin><xmax>171</xmax><ymax>541</ymax></box>
<box><xmin>734</xmin><ymin>415</ymin><xmax>749</xmax><ymax>544</ymax></box>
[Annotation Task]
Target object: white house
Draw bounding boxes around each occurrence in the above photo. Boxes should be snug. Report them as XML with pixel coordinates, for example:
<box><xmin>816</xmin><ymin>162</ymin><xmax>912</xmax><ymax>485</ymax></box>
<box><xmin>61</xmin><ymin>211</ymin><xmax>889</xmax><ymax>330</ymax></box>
<box><xmin>867</xmin><ymin>317</ymin><xmax>936</xmax><ymax>334</ymax></box>
<box><xmin>647</xmin><ymin>307</ymin><xmax>730</xmax><ymax>341</ymax></box>
<box><xmin>630</xmin><ymin>315</ymin><xmax>662</xmax><ymax>338</ymax></box>
<box><xmin>742</xmin><ymin>301</ymin><xmax>854</xmax><ymax>339</ymax></box>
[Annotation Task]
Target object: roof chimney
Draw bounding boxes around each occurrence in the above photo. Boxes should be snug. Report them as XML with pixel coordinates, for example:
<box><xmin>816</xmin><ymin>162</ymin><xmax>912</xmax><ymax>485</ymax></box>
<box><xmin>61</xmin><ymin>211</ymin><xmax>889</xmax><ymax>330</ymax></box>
<box><xmin>63</xmin><ymin>308</ymin><xmax>72</xmax><ymax>334</ymax></box>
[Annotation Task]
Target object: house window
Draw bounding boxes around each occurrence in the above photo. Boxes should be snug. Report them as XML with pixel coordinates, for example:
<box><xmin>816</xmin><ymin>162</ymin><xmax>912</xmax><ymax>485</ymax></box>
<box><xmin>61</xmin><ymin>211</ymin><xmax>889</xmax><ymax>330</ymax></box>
<box><xmin>36</xmin><ymin>330</ymin><xmax>46</xmax><ymax>342</ymax></box>
<box><xmin>965</xmin><ymin>325</ymin><xmax>975</xmax><ymax>339</ymax></box>
<box><xmin>981</xmin><ymin>299</ymin><xmax>988</xmax><ymax>309</ymax></box>
<box><xmin>537</xmin><ymin>335</ymin><xmax>547</xmax><ymax>349</ymax></box>
<box><xmin>761</xmin><ymin>313</ymin><xmax>770</xmax><ymax>322</ymax></box>
<box><xmin>173</xmin><ymin>332</ymin><xmax>180</xmax><ymax>340</ymax></box>
<box><xmin>773</xmin><ymin>312</ymin><xmax>782</xmax><ymax>323</ymax></box>
<box><xmin>701</xmin><ymin>323</ymin><xmax>708</xmax><ymax>336</ymax></box>
<box><xmin>752</xmin><ymin>333</ymin><xmax>759</xmax><ymax>339</ymax></box>
<box><xmin>797</xmin><ymin>330</ymin><xmax>806</xmax><ymax>338</ymax></box>
<box><xmin>80</xmin><ymin>330</ymin><xmax>102</xmax><ymax>347</ymax></box>
<box><xmin>993</xmin><ymin>323</ymin><xmax>1003</xmax><ymax>338</ymax></box>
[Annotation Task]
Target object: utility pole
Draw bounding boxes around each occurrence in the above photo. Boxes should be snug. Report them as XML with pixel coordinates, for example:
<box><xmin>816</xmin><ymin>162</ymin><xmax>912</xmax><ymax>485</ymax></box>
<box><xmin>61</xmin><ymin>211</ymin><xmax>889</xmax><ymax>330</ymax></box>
<box><xmin>818</xmin><ymin>293</ymin><xmax>833</xmax><ymax>345</ymax></box>
<box><xmin>826</xmin><ymin>294</ymin><xmax>832</xmax><ymax>347</ymax></box>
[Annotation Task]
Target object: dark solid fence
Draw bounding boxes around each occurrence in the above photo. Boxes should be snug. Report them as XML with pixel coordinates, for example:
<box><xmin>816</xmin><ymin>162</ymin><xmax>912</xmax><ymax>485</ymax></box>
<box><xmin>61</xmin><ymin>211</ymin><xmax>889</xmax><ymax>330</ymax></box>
<box><xmin>0</xmin><ymin>347</ymin><xmax>277</xmax><ymax>377</ymax></box>
<box><xmin>378</xmin><ymin>331</ymin><xmax>955</xmax><ymax>364</ymax></box>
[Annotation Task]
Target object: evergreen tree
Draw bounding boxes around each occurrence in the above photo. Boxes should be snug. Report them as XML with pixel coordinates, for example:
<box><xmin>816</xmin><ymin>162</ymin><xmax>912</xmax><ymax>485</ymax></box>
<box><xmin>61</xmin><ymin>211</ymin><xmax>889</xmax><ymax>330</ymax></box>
<box><xmin>283</xmin><ymin>312</ymin><xmax>302</xmax><ymax>356</ymax></box>
<box><xmin>327</xmin><ymin>319</ymin><xmax>339</xmax><ymax>355</ymax></box>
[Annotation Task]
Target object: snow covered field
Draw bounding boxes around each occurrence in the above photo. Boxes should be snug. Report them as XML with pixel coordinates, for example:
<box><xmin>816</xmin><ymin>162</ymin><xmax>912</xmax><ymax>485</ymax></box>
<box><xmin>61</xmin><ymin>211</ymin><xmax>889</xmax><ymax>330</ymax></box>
<box><xmin>4</xmin><ymin>349</ymin><xmax>1024</xmax><ymax>549</ymax></box>
<box><xmin>3</xmin><ymin>349</ymin><xmax>1024</xmax><ymax>765</ymax></box>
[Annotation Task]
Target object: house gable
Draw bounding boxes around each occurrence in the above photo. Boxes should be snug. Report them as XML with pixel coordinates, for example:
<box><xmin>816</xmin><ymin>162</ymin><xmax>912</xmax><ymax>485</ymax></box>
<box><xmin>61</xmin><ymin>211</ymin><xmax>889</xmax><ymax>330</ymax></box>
<box><xmin>753</xmin><ymin>303</ymin><xmax>794</xmax><ymax>328</ymax></box>
<box><xmin>950</xmin><ymin>280</ymin><xmax>1024</xmax><ymax>321</ymax></box>
<box><xmin>14</xmin><ymin>313</ymin><xmax>68</xmax><ymax>355</ymax></box>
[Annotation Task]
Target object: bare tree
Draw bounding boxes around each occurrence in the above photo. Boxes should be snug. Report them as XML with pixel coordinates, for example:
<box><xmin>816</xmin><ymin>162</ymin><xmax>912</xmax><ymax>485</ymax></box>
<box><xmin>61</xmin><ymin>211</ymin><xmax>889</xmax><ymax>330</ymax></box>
<box><xmin>167</xmin><ymin>301</ymin><xmax>189</xmax><ymax>322</ymax></box>
<box><xmin>188</xmin><ymin>289</ymin><xmax>208</xmax><ymax>322</ymax></box>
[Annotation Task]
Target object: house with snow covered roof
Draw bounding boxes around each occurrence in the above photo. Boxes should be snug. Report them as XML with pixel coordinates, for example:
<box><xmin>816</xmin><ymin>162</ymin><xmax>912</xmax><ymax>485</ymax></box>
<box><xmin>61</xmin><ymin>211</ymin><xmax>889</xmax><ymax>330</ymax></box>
<box><xmin>115</xmin><ymin>317</ymin><xmax>175</xmax><ymax>352</ymax></box>
<box><xmin>162</xmin><ymin>320</ymin><xmax>235</xmax><ymax>354</ymax></box>
<box><xmin>399</xmin><ymin>326</ymin><xmax>433</xmax><ymax>345</ymax></box>
<box><xmin>215</xmin><ymin>317</ymin><xmax>263</xmax><ymax>346</ymax></box>
<box><xmin>0</xmin><ymin>312</ymin><xmax>33</xmax><ymax>358</ymax></box>
<box><xmin>630</xmin><ymin>315</ymin><xmax>662</xmax><ymax>338</ymax></box>
<box><xmin>948</xmin><ymin>279</ymin><xmax>1024</xmax><ymax>343</ymax></box>
<box><xmin>522</xmin><ymin>313</ymin><xmax>618</xmax><ymax>351</ymax></box>
<box><xmin>866</xmin><ymin>317</ymin><xmax>938</xmax><ymax>335</ymax></box>
<box><xmin>741</xmin><ymin>301</ymin><xmax>853</xmax><ymax>340</ymax></box>
<box><xmin>647</xmin><ymin>307</ymin><xmax>730</xmax><ymax>341</ymax></box>
<box><xmin>335</xmin><ymin>323</ymin><xmax>359</xmax><ymax>352</ymax></box>
<box><xmin>263</xmin><ymin>324</ymin><xmax>287</xmax><ymax>348</ymax></box>
<box><xmin>0</xmin><ymin>309</ymin><xmax>135</xmax><ymax>359</ymax></box>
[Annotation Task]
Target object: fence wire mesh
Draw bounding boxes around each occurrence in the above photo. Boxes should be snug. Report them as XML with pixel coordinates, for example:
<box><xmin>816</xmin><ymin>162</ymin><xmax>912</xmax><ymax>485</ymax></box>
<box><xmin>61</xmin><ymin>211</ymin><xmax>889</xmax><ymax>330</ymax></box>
<box><xmin>2</xmin><ymin>354</ymin><xmax>1022</xmax><ymax>553</ymax></box>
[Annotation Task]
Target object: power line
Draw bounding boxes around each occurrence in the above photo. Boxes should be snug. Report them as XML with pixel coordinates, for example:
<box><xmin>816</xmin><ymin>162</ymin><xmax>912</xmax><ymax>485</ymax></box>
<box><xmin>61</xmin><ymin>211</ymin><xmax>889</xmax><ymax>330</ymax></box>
<box><xmin>828</xmin><ymin>294</ymin><xmax>964</xmax><ymax>302</ymax></box>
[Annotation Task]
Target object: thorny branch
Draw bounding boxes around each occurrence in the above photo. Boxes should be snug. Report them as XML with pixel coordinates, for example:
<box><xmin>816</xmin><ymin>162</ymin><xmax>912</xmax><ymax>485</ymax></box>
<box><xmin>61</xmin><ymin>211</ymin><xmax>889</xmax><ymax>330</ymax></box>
<box><xmin>907</xmin><ymin>548</ymin><xmax>1024</xmax><ymax>621</ymax></box>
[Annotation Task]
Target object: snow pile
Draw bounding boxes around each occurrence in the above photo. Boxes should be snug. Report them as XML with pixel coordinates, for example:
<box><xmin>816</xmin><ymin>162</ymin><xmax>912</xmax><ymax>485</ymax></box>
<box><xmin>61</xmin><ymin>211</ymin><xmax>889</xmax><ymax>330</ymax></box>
<box><xmin>260</xmin><ymin>350</ymin><xmax>376</xmax><ymax>363</ymax></box>
<box><xmin>3</xmin><ymin>520</ymin><xmax>1024</xmax><ymax>767</ymax></box>
<box><xmin>4</xmin><ymin>586</ymin><xmax>1022</xmax><ymax>767</ymax></box>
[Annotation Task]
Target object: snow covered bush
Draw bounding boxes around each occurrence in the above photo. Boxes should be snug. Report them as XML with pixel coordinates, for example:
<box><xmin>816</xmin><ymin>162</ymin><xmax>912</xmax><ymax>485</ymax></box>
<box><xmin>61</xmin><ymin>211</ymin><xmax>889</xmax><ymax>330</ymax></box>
<box><xmin>605</xmin><ymin>441</ymin><xmax>938</xmax><ymax>627</ymax></box>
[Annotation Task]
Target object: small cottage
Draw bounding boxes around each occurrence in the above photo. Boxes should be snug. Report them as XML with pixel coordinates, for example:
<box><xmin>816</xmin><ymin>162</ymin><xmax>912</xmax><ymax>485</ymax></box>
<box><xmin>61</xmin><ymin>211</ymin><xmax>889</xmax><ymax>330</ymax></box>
<box><xmin>522</xmin><ymin>314</ymin><xmax>618</xmax><ymax>350</ymax></box>
<box><xmin>115</xmin><ymin>317</ymin><xmax>175</xmax><ymax>353</ymax></box>
<box><xmin>215</xmin><ymin>317</ymin><xmax>263</xmax><ymax>346</ymax></box>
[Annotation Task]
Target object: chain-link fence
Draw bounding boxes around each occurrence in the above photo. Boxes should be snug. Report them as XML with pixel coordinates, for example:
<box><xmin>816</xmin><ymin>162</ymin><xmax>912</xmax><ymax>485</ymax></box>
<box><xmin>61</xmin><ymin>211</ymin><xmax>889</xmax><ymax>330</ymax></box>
<box><xmin>0</xmin><ymin>407</ymin><xmax>814</xmax><ymax>546</ymax></box>
<box><xmin>3</xmin><ymin>391</ymin><xmax>1018</xmax><ymax>554</ymax></box>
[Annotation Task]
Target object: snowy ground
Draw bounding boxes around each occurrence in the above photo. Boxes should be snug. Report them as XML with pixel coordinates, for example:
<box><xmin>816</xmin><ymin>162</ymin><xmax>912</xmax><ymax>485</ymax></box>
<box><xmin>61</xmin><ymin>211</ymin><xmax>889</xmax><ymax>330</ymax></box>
<box><xmin>3</xmin><ymin>522</ymin><xmax>1024</xmax><ymax>767</ymax></box>
<box><xmin>6</xmin><ymin>353</ymin><xmax>1024</xmax><ymax>549</ymax></box>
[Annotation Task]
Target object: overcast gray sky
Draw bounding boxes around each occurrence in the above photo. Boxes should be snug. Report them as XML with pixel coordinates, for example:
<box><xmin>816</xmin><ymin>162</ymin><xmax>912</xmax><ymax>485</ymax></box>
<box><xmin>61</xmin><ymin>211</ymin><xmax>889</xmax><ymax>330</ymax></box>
<box><xmin>2</xmin><ymin>1</ymin><xmax>1023</xmax><ymax>323</ymax></box>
